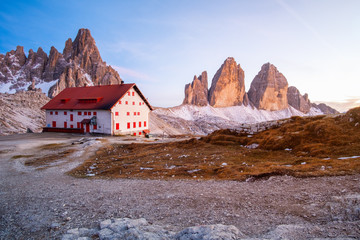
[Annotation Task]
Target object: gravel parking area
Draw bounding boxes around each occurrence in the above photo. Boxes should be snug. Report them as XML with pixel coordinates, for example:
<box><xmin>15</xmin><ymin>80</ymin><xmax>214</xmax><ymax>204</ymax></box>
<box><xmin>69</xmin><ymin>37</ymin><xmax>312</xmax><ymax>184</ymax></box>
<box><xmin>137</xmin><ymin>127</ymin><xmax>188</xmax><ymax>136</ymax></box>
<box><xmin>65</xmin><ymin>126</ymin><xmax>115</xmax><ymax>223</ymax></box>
<box><xmin>0</xmin><ymin>133</ymin><xmax>359</xmax><ymax>239</ymax></box>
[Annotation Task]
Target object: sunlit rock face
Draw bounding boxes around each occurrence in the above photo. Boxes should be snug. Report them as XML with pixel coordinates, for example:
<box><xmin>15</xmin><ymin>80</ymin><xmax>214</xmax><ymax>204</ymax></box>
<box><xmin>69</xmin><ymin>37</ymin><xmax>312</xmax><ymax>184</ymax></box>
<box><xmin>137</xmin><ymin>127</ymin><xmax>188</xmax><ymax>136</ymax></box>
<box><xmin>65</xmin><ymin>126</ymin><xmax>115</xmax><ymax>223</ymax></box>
<box><xmin>248</xmin><ymin>63</ymin><xmax>288</xmax><ymax>111</ymax></box>
<box><xmin>183</xmin><ymin>71</ymin><xmax>209</xmax><ymax>106</ymax></box>
<box><xmin>208</xmin><ymin>57</ymin><xmax>248</xmax><ymax>108</ymax></box>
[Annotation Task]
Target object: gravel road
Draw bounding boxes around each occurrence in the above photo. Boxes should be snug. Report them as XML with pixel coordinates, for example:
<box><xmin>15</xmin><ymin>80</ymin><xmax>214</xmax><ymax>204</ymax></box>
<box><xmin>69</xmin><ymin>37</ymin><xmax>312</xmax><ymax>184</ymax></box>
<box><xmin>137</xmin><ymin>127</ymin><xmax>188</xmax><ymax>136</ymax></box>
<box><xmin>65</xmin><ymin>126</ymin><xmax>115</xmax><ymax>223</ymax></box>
<box><xmin>0</xmin><ymin>133</ymin><xmax>359</xmax><ymax>239</ymax></box>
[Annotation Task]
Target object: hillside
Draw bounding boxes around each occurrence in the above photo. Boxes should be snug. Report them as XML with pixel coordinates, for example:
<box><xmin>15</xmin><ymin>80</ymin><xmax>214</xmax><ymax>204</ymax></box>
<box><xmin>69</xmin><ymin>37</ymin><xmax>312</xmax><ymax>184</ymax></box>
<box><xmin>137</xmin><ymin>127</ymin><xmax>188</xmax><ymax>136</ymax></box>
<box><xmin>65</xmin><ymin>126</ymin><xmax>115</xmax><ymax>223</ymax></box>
<box><xmin>69</xmin><ymin>107</ymin><xmax>360</xmax><ymax>180</ymax></box>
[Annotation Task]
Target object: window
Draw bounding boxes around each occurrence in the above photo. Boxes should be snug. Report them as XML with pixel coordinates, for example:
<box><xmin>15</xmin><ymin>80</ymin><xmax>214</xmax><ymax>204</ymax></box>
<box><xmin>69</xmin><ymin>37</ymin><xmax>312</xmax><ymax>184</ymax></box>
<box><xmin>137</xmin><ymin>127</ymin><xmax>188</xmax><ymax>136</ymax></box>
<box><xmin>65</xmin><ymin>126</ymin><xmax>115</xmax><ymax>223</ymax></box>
<box><xmin>78</xmin><ymin>111</ymin><xmax>82</xmax><ymax>116</ymax></box>
<box><xmin>139</xmin><ymin>122</ymin><xmax>142</xmax><ymax>127</ymax></box>
<box><xmin>134</xmin><ymin>112</ymin><xmax>136</xmax><ymax>116</ymax></box>
<box><xmin>116</xmin><ymin>123</ymin><xmax>119</xmax><ymax>130</ymax></box>
<box><xmin>70</xmin><ymin>114</ymin><xmax>73</xmax><ymax>121</ymax></box>
<box><xmin>93</xmin><ymin>125</ymin><xmax>97</xmax><ymax>130</ymax></box>
<box><xmin>77</xmin><ymin>122</ymin><xmax>81</xmax><ymax>128</ymax></box>
<box><xmin>84</xmin><ymin>112</ymin><xmax>87</xmax><ymax>116</ymax></box>
<box><xmin>125</xmin><ymin>101</ymin><xmax>128</xmax><ymax>105</ymax></box>
<box><xmin>127</xmin><ymin>112</ymin><xmax>130</xmax><ymax>116</ymax></box>
<box><xmin>70</xmin><ymin>124</ymin><xmax>73</xmax><ymax>128</ymax></box>
<box><xmin>52</xmin><ymin>121</ymin><xmax>56</xmax><ymax>127</ymax></box>
<box><xmin>128</xmin><ymin>91</ymin><xmax>130</xmax><ymax>96</ymax></box>
<box><xmin>64</xmin><ymin>122</ymin><xmax>67</xmax><ymax>128</ymax></box>
<box><xmin>133</xmin><ymin>133</ymin><xmax>136</xmax><ymax>136</ymax></box>
<box><xmin>64</xmin><ymin>111</ymin><xmax>67</xmax><ymax>115</ymax></box>
<box><xmin>115</xmin><ymin>112</ymin><xmax>119</xmax><ymax>116</ymax></box>
<box><xmin>132</xmin><ymin>102</ymin><xmax>135</xmax><ymax>105</ymax></box>
<box><xmin>139</xmin><ymin>102</ymin><xmax>141</xmax><ymax>106</ymax></box>
<box><xmin>139</xmin><ymin>132</ymin><xmax>142</xmax><ymax>135</ymax></box>
<box><xmin>50</xmin><ymin>111</ymin><xmax>53</xmax><ymax>115</ymax></box>
<box><xmin>88</xmin><ymin>112</ymin><xmax>91</xmax><ymax>116</ymax></box>
<box><xmin>93</xmin><ymin>112</ymin><xmax>97</xmax><ymax>116</ymax></box>
<box><xmin>55</xmin><ymin>111</ymin><xmax>58</xmax><ymax>115</ymax></box>
<box><xmin>133</xmin><ymin>122</ymin><xmax>136</xmax><ymax>128</ymax></box>
<box><xmin>138</xmin><ymin>112</ymin><xmax>140</xmax><ymax>115</ymax></box>
<box><xmin>119</xmin><ymin>101</ymin><xmax>122</xmax><ymax>104</ymax></box>
<box><xmin>127</xmin><ymin>122</ymin><xmax>130</xmax><ymax>129</ymax></box>
<box><xmin>132</xmin><ymin>92</ymin><xmax>135</xmax><ymax>96</ymax></box>
<box><xmin>144</xmin><ymin>121</ymin><xmax>147</xmax><ymax>127</ymax></box>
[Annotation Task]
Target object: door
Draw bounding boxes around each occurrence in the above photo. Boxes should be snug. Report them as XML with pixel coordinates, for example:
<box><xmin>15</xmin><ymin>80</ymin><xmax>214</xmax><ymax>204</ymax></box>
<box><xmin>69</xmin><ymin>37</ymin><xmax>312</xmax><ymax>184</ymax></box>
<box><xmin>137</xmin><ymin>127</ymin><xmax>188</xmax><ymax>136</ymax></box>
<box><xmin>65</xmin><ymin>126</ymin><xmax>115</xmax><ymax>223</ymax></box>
<box><xmin>86</xmin><ymin>123</ymin><xmax>90</xmax><ymax>133</ymax></box>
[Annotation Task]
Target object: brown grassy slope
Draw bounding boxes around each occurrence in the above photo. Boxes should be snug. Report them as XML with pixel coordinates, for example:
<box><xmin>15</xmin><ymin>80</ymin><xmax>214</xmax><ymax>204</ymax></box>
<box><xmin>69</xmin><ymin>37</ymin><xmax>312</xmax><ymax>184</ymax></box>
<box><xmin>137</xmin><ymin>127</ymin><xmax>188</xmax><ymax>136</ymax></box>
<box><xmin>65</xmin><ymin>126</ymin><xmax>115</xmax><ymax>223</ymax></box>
<box><xmin>203</xmin><ymin>107</ymin><xmax>360</xmax><ymax>158</ymax></box>
<box><xmin>68</xmin><ymin>107</ymin><xmax>360</xmax><ymax>181</ymax></box>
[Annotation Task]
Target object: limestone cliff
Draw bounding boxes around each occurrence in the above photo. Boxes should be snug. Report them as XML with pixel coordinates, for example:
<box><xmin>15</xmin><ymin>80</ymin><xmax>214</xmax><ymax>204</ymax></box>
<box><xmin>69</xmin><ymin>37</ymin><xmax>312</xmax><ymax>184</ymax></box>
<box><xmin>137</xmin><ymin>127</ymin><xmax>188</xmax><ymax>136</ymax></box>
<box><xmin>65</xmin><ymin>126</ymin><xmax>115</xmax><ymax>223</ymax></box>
<box><xmin>287</xmin><ymin>86</ymin><xmax>311</xmax><ymax>113</ymax></box>
<box><xmin>248</xmin><ymin>63</ymin><xmax>288</xmax><ymax>111</ymax></box>
<box><xmin>183</xmin><ymin>71</ymin><xmax>208</xmax><ymax>106</ymax></box>
<box><xmin>208</xmin><ymin>57</ymin><xmax>248</xmax><ymax>107</ymax></box>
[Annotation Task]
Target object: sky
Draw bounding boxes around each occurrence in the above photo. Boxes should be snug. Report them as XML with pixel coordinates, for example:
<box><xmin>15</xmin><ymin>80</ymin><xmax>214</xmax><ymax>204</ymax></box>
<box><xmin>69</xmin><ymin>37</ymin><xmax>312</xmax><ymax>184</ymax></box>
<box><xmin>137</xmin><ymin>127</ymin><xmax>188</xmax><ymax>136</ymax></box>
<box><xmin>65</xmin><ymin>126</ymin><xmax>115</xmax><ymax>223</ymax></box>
<box><xmin>0</xmin><ymin>0</ymin><xmax>359</xmax><ymax>111</ymax></box>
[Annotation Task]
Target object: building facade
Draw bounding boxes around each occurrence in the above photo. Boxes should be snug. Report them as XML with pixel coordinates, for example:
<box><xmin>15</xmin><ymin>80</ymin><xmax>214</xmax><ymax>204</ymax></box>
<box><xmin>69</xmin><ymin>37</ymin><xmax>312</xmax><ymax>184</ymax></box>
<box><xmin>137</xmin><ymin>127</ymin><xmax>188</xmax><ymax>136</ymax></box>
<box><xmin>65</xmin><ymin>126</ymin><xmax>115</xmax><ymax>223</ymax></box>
<box><xmin>41</xmin><ymin>84</ymin><xmax>152</xmax><ymax>135</ymax></box>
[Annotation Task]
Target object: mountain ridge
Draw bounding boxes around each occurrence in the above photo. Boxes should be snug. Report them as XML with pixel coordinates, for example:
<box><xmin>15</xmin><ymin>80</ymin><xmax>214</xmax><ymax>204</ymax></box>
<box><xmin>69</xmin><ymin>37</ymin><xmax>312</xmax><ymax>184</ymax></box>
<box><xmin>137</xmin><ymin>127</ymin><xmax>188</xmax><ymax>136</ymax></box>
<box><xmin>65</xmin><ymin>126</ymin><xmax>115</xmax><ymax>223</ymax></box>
<box><xmin>182</xmin><ymin>57</ymin><xmax>338</xmax><ymax>115</ymax></box>
<box><xmin>0</xmin><ymin>29</ymin><xmax>122</xmax><ymax>98</ymax></box>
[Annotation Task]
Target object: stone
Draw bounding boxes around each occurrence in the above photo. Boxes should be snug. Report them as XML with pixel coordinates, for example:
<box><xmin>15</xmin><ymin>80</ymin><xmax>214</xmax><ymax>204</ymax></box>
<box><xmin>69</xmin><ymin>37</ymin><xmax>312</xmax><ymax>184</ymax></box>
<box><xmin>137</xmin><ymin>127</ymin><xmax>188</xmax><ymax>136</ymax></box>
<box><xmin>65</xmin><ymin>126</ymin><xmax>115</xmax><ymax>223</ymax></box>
<box><xmin>99</xmin><ymin>228</ymin><xmax>114</xmax><ymax>239</ymax></box>
<box><xmin>208</xmin><ymin>57</ymin><xmax>248</xmax><ymax>107</ymax></box>
<box><xmin>183</xmin><ymin>71</ymin><xmax>208</xmax><ymax>106</ymax></box>
<box><xmin>100</xmin><ymin>219</ymin><xmax>112</xmax><ymax>229</ymax></box>
<box><xmin>174</xmin><ymin>224</ymin><xmax>243</xmax><ymax>240</ymax></box>
<box><xmin>248</xmin><ymin>62</ymin><xmax>288</xmax><ymax>111</ymax></box>
<box><xmin>287</xmin><ymin>86</ymin><xmax>311</xmax><ymax>113</ymax></box>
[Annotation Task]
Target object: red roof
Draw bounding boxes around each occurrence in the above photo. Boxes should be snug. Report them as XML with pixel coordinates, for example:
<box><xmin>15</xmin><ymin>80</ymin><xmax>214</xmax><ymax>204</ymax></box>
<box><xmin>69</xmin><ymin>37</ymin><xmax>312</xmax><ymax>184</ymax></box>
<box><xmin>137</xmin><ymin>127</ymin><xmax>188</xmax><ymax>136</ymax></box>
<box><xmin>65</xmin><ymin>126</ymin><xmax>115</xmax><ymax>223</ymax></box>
<box><xmin>41</xmin><ymin>84</ymin><xmax>153</xmax><ymax>110</ymax></box>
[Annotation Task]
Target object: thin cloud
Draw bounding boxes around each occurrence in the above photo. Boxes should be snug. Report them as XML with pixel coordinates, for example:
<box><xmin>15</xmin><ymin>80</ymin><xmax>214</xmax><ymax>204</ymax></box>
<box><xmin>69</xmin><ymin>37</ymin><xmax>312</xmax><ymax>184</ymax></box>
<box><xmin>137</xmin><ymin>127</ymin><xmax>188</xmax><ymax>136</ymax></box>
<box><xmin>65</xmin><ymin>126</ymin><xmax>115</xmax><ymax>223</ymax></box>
<box><xmin>112</xmin><ymin>65</ymin><xmax>156</xmax><ymax>83</ymax></box>
<box><xmin>275</xmin><ymin>0</ymin><xmax>336</xmax><ymax>52</ymax></box>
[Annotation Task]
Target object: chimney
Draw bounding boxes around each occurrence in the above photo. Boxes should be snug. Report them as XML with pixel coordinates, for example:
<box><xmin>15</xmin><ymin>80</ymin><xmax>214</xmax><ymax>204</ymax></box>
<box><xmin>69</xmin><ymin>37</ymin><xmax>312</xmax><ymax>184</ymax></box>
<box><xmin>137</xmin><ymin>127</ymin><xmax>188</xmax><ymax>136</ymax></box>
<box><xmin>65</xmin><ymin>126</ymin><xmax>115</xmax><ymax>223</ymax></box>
<box><xmin>121</xmin><ymin>80</ymin><xmax>124</xmax><ymax>85</ymax></box>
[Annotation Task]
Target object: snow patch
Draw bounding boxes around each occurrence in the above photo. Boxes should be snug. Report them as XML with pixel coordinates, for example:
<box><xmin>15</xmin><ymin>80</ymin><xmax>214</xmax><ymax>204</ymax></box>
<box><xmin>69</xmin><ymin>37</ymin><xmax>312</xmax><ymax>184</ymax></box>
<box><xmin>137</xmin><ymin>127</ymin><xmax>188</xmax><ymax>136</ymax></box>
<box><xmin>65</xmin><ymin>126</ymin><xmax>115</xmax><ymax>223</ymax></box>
<box><xmin>338</xmin><ymin>156</ymin><xmax>360</xmax><ymax>160</ymax></box>
<box><xmin>36</xmin><ymin>79</ymin><xmax>58</xmax><ymax>95</ymax></box>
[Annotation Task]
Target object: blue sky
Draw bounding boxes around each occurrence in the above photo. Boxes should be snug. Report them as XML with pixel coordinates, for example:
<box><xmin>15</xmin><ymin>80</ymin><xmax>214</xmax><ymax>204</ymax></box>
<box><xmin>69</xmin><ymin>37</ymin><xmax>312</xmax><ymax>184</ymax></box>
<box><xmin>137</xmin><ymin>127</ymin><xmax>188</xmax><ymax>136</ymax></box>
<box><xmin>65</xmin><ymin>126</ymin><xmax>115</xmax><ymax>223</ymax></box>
<box><xmin>1</xmin><ymin>0</ymin><xmax>359</xmax><ymax>110</ymax></box>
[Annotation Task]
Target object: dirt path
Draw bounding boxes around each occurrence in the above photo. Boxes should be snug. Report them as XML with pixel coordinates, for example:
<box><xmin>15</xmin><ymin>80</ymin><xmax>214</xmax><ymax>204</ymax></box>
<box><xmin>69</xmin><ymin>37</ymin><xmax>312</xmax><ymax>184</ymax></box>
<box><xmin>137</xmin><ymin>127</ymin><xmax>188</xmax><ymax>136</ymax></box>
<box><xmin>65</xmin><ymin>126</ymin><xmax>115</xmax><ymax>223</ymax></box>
<box><xmin>0</xmin><ymin>133</ymin><xmax>359</xmax><ymax>239</ymax></box>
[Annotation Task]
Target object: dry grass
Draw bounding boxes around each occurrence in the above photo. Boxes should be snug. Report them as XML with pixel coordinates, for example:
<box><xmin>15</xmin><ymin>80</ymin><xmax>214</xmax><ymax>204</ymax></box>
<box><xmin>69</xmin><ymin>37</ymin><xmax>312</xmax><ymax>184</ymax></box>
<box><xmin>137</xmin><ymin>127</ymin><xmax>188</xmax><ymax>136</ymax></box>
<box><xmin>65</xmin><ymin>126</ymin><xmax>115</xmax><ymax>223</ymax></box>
<box><xmin>69</xmin><ymin>107</ymin><xmax>360</xmax><ymax>181</ymax></box>
<box><xmin>25</xmin><ymin>149</ymin><xmax>76</xmax><ymax>168</ymax></box>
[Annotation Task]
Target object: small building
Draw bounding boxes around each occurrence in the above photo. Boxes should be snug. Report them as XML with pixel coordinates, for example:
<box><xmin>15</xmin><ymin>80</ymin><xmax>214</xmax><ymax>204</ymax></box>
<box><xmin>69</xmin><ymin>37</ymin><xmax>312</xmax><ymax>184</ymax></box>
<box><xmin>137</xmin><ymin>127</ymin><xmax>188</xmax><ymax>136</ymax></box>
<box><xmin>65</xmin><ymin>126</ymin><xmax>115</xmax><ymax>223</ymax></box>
<box><xmin>41</xmin><ymin>84</ymin><xmax>153</xmax><ymax>135</ymax></box>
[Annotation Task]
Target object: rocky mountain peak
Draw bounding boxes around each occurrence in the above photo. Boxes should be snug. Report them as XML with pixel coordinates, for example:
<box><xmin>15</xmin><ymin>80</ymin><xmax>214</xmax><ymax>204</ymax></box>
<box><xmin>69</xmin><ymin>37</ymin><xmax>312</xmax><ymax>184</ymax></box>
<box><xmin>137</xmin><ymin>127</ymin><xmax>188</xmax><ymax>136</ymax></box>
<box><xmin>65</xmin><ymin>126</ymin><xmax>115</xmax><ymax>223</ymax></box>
<box><xmin>287</xmin><ymin>86</ymin><xmax>311</xmax><ymax>113</ymax></box>
<box><xmin>248</xmin><ymin>62</ymin><xmax>288</xmax><ymax>111</ymax></box>
<box><xmin>70</xmin><ymin>28</ymin><xmax>101</xmax><ymax>62</ymax></box>
<box><xmin>183</xmin><ymin>71</ymin><xmax>209</xmax><ymax>106</ymax></box>
<box><xmin>0</xmin><ymin>28</ymin><xmax>122</xmax><ymax>98</ymax></box>
<box><xmin>208</xmin><ymin>57</ymin><xmax>248</xmax><ymax>107</ymax></box>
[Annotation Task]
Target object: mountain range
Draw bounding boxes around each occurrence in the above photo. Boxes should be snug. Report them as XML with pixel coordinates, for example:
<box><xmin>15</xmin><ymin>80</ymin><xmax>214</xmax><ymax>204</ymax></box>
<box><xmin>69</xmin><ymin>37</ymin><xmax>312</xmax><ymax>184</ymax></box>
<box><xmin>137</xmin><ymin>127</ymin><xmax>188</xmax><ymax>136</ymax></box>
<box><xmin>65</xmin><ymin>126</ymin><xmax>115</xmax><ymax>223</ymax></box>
<box><xmin>0</xmin><ymin>29</ymin><xmax>339</xmax><ymax>136</ymax></box>
<box><xmin>182</xmin><ymin>57</ymin><xmax>337</xmax><ymax>114</ymax></box>
<box><xmin>0</xmin><ymin>29</ymin><xmax>122</xmax><ymax>98</ymax></box>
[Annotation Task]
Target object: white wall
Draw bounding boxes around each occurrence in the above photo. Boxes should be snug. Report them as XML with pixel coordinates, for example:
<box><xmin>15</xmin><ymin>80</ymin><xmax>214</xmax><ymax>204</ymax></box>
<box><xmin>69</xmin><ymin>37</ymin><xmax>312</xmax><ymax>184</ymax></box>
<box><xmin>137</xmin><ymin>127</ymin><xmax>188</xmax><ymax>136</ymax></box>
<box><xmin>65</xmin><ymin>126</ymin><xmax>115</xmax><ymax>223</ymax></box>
<box><xmin>111</xmin><ymin>87</ymin><xmax>151</xmax><ymax>136</ymax></box>
<box><xmin>45</xmin><ymin>109</ymin><xmax>111</xmax><ymax>134</ymax></box>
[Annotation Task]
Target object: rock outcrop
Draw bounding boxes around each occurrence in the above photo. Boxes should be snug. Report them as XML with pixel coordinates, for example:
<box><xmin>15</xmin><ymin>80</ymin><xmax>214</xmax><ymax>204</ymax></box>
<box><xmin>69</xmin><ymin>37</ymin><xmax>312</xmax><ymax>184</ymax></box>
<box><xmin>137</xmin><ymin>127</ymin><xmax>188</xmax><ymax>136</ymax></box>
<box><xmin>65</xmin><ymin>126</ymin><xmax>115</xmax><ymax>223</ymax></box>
<box><xmin>0</xmin><ymin>89</ymin><xmax>49</xmax><ymax>135</ymax></box>
<box><xmin>0</xmin><ymin>28</ymin><xmax>122</xmax><ymax>98</ymax></box>
<box><xmin>287</xmin><ymin>86</ymin><xmax>311</xmax><ymax>113</ymax></box>
<box><xmin>183</xmin><ymin>71</ymin><xmax>208</xmax><ymax>106</ymax></box>
<box><xmin>248</xmin><ymin>63</ymin><xmax>288</xmax><ymax>111</ymax></box>
<box><xmin>62</xmin><ymin>217</ymin><xmax>244</xmax><ymax>240</ymax></box>
<box><xmin>208</xmin><ymin>57</ymin><xmax>248</xmax><ymax>107</ymax></box>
